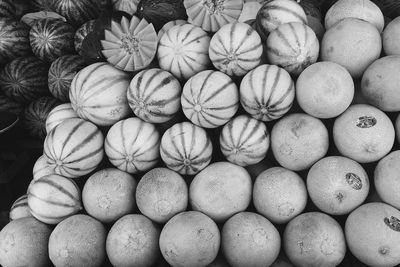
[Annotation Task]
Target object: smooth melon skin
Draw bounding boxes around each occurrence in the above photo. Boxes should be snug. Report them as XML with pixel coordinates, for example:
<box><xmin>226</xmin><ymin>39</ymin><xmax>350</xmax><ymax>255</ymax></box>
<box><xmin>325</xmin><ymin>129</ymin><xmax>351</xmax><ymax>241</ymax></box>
<box><xmin>361</xmin><ymin>56</ymin><xmax>400</xmax><ymax>112</ymax></box>
<box><xmin>0</xmin><ymin>217</ymin><xmax>52</xmax><ymax>267</ymax></box>
<box><xmin>345</xmin><ymin>202</ymin><xmax>400</xmax><ymax>267</ymax></box>
<box><xmin>49</xmin><ymin>214</ymin><xmax>107</xmax><ymax>267</ymax></box>
<box><xmin>321</xmin><ymin>18</ymin><xmax>382</xmax><ymax>78</ymax></box>
<box><xmin>284</xmin><ymin>212</ymin><xmax>346</xmax><ymax>267</ymax></box>
<box><xmin>106</xmin><ymin>214</ymin><xmax>160</xmax><ymax>267</ymax></box>
<box><xmin>397</xmin><ymin>114</ymin><xmax>400</xmax><ymax>143</ymax></box>
<box><xmin>221</xmin><ymin>212</ymin><xmax>281</xmax><ymax>267</ymax></box>
<box><xmin>383</xmin><ymin>17</ymin><xmax>400</xmax><ymax>56</ymax></box>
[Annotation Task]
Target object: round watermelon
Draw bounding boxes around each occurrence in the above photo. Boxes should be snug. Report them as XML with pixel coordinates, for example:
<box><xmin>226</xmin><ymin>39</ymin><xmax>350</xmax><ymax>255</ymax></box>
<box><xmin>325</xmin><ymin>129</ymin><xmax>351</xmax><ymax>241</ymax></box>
<box><xmin>0</xmin><ymin>19</ymin><xmax>31</xmax><ymax>65</ymax></box>
<box><xmin>49</xmin><ymin>0</ymin><xmax>101</xmax><ymax>27</ymax></box>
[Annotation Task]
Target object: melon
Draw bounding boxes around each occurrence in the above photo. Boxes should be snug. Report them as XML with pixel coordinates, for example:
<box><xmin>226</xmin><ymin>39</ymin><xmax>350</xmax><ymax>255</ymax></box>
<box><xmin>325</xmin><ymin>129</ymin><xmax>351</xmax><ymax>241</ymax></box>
<box><xmin>49</xmin><ymin>0</ymin><xmax>101</xmax><ymax>27</ymax></box>
<box><xmin>0</xmin><ymin>217</ymin><xmax>52</xmax><ymax>267</ymax></box>
<box><xmin>271</xmin><ymin>113</ymin><xmax>329</xmax><ymax>171</ymax></box>
<box><xmin>397</xmin><ymin>114</ymin><xmax>400</xmax><ymax>143</ymax></box>
<box><xmin>0</xmin><ymin>19</ymin><xmax>30</xmax><ymax>65</ymax></box>
<box><xmin>32</xmin><ymin>154</ymin><xmax>56</xmax><ymax>181</ymax></box>
<box><xmin>31</xmin><ymin>0</ymin><xmax>51</xmax><ymax>11</ymax></box>
<box><xmin>189</xmin><ymin>161</ymin><xmax>252</xmax><ymax>222</ymax></box>
<box><xmin>284</xmin><ymin>212</ymin><xmax>346</xmax><ymax>267</ymax></box>
<box><xmin>106</xmin><ymin>214</ymin><xmax>161</xmax><ymax>267</ymax></box>
<box><xmin>136</xmin><ymin>167</ymin><xmax>188</xmax><ymax>223</ymax></box>
<box><xmin>181</xmin><ymin>70</ymin><xmax>239</xmax><ymax>128</ymax></box>
<box><xmin>253</xmin><ymin>167</ymin><xmax>307</xmax><ymax>224</ymax></box>
<box><xmin>157</xmin><ymin>23</ymin><xmax>211</xmax><ymax>80</ymax></box>
<box><xmin>157</xmin><ymin>19</ymin><xmax>187</xmax><ymax>41</ymax></box>
<box><xmin>74</xmin><ymin>19</ymin><xmax>96</xmax><ymax>55</ymax></box>
<box><xmin>112</xmin><ymin>0</ymin><xmax>140</xmax><ymax>15</ymax></box>
<box><xmin>345</xmin><ymin>202</ymin><xmax>400</xmax><ymax>267</ymax></box>
<box><xmin>28</xmin><ymin>174</ymin><xmax>82</xmax><ymax>224</ymax></box>
<box><xmin>333</xmin><ymin>104</ymin><xmax>395</xmax><ymax>163</ymax></box>
<box><xmin>104</xmin><ymin>117</ymin><xmax>160</xmax><ymax>174</ymax></box>
<box><xmin>307</xmin><ymin>156</ymin><xmax>370</xmax><ymax>215</ymax></box>
<box><xmin>127</xmin><ymin>68</ymin><xmax>182</xmax><ymax>123</ymax></box>
<box><xmin>209</xmin><ymin>22</ymin><xmax>262</xmax><ymax>76</ymax></box>
<box><xmin>220</xmin><ymin>114</ymin><xmax>270</xmax><ymax>166</ymax></box>
<box><xmin>9</xmin><ymin>194</ymin><xmax>31</xmax><ymax>221</ymax></box>
<box><xmin>48</xmin><ymin>214</ymin><xmax>107</xmax><ymax>267</ymax></box>
<box><xmin>29</xmin><ymin>18</ymin><xmax>75</xmax><ymax>63</ymax></box>
<box><xmin>82</xmin><ymin>168</ymin><xmax>137</xmax><ymax>223</ymax></box>
<box><xmin>48</xmin><ymin>55</ymin><xmax>86</xmax><ymax>102</ymax></box>
<box><xmin>160</xmin><ymin>121</ymin><xmax>213</xmax><ymax>175</ymax></box>
<box><xmin>296</xmin><ymin>61</ymin><xmax>354</xmax><ymax>119</ymax></box>
<box><xmin>222</xmin><ymin>212</ymin><xmax>281</xmax><ymax>267</ymax></box>
<box><xmin>43</xmin><ymin>118</ymin><xmax>104</xmax><ymax>178</ymax></box>
<box><xmin>240</xmin><ymin>64</ymin><xmax>295</xmax><ymax>121</ymax></box>
<box><xmin>159</xmin><ymin>211</ymin><xmax>220</xmax><ymax>267</ymax></box>
<box><xmin>0</xmin><ymin>0</ymin><xmax>16</xmax><ymax>19</ymax></box>
<box><xmin>0</xmin><ymin>93</ymin><xmax>23</xmax><ymax>115</ymax></box>
<box><xmin>383</xmin><ymin>17</ymin><xmax>400</xmax><ymax>56</ymax></box>
<box><xmin>45</xmin><ymin>103</ymin><xmax>79</xmax><ymax>134</ymax></box>
<box><xmin>69</xmin><ymin>62</ymin><xmax>131</xmax><ymax>126</ymax></box>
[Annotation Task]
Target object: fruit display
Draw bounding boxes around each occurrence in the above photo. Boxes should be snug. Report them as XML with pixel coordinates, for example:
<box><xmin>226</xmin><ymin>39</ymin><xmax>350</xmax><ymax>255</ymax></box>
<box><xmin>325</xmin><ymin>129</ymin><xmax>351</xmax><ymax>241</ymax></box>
<box><xmin>2</xmin><ymin>0</ymin><xmax>400</xmax><ymax>266</ymax></box>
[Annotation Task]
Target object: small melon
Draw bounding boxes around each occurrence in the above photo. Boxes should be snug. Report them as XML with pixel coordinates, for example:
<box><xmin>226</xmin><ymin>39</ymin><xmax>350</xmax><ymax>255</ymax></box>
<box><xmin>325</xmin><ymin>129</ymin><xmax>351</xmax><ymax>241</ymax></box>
<box><xmin>383</xmin><ymin>17</ymin><xmax>400</xmax><ymax>56</ymax></box>
<box><xmin>32</xmin><ymin>154</ymin><xmax>56</xmax><ymax>181</ymax></box>
<box><xmin>9</xmin><ymin>194</ymin><xmax>31</xmax><ymax>221</ymax></box>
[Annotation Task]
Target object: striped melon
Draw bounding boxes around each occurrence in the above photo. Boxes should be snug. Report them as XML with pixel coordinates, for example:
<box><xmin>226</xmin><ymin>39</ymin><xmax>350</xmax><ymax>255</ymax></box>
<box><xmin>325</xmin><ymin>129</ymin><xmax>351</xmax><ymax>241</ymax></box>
<box><xmin>160</xmin><ymin>121</ymin><xmax>213</xmax><ymax>175</ymax></box>
<box><xmin>0</xmin><ymin>93</ymin><xmax>23</xmax><ymax>115</ymax></box>
<box><xmin>49</xmin><ymin>0</ymin><xmax>101</xmax><ymax>27</ymax></box>
<box><xmin>74</xmin><ymin>19</ymin><xmax>96</xmax><ymax>55</ymax></box>
<box><xmin>112</xmin><ymin>0</ymin><xmax>140</xmax><ymax>15</ymax></box>
<box><xmin>240</xmin><ymin>64</ymin><xmax>295</xmax><ymax>121</ymax></box>
<box><xmin>32</xmin><ymin>155</ymin><xmax>57</xmax><ymax>181</ymax></box>
<box><xmin>21</xmin><ymin>96</ymin><xmax>60</xmax><ymax>139</ymax></box>
<box><xmin>255</xmin><ymin>0</ymin><xmax>307</xmax><ymax>41</ymax></box>
<box><xmin>184</xmin><ymin>0</ymin><xmax>244</xmax><ymax>32</ymax></box>
<box><xmin>157</xmin><ymin>23</ymin><xmax>211</xmax><ymax>80</ymax></box>
<box><xmin>0</xmin><ymin>19</ymin><xmax>31</xmax><ymax>65</ymax></box>
<box><xmin>157</xmin><ymin>19</ymin><xmax>187</xmax><ymax>41</ymax></box>
<box><xmin>45</xmin><ymin>103</ymin><xmax>79</xmax><ymax>134</ymax></box>
<box><xmin>9</xmin><ymin>195</ymin><xmax>31</xmax><ymax>221</ymax></box>
<box><xmin>127</xmin><ymin>68</ymin><xmax>182</xmax><ymax>123</ymax></box>
<box><xmin>100</xmin><ymin>16</ymin><xmax>158</xmax><ymax>72</ymax></box>
<box><xmin>28</xmin><ymin>174</ymin><xmax>82</xmax><ymax>224</ymax></box>
<box><xmin>181</xmin><ymin>70</ymin><xmax>239</xmax><ymax>128</ymax></box>
<box><xmin>104</xmin><ymin>117</ymin><xmax>160</xmax><ymax>174</ymax></box>
<box><xmin>69</xmin><ymin>62</ymin><xmax>131</xmax><ymax>126</ymax></box>
<box><xmin>29</xmin><ymin>18</ymin><xmax>75</xmax><ymax>63</ymax></box>
<box><xmin>209</xmin><ymin>22</ymin><xmax>263</xmax><ymax>76</ymax></box>
<box><xmin>48</xmin><ymin>55</ymin><xmax>86</xmax><ymax>102</ymax></box>
<box><xmin>220</xmin><ymin>115</ymin><xmax>270</xmax><ymax>166</ymax></box>
<box><xmin>266</xmin><ymin>22</ymin><xmax>319</xmax><ymax>76</ymax></box>
<box><xmin>0</xmin><ymin>0</ymin><xmax>16</xmax><ymax>19</ymax></box>
<box><xmin>43</xmin><ymin>118</ymin><xmax>104</xmax><ymax>178</ymax></box>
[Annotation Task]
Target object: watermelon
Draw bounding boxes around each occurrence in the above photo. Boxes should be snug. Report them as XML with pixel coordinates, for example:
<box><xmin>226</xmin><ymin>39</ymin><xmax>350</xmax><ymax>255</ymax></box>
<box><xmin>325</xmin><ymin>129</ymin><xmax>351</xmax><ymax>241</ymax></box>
<box><xmin>21</xmin><ymin>96</ymin><xmax>60</xmax><ymax>139</ymax></box>
<box><xmin>9</xmin><ymin>195</ymin><xmax>31</xmax><ymax>221</ymax></box>
<box><xmin>0</xmin><ymin>0</ymin><xmax>16</xmax><ymax>19</ymax></box>
<box><xmin>49</xmin><ymin>0</ymin><xmax>101</xmax><ymax>27</ymax></box>
<box><xmin>0</xmin><ymin>56</ymin><xmax>49</xmax><ymax>103</ymax></box>
<box><xmin>0</xmin><ymin>19</ymin><xmax>31</xmax><ymax>65</ymax></box>
<box><xmin>29</xmin><ymin>18</ymin><xmax>75</xmax><ymax>63</ymax></box>
<box><xmin>0</xmin><ymin>93</ymin><xmax>23</xmax><ymax>115</ymax></box>
<box><xmin>112</xmin><ymin>0</ymin><xmax>140</xmax><ymax>15</ymax></box>
<box><xmin>48</xmin><ymin>55</ymin><xmax>86</xmax><ymax>102</ymax></box>
<box><xmin>74</xmin><ymin>19</ymin><xmax>96</xmax><ymax>55</ymax></box>
<box><xmin>45</xmin><ymin>103</ymin><xmax>79</xmax><ymax>134</ymax></box>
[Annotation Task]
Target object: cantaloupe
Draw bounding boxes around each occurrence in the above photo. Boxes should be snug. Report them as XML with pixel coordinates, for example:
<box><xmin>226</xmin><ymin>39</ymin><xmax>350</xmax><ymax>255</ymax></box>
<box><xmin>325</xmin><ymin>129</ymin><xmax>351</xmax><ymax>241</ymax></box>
<box><xmin>9</xmin><ymin>194</ymin><xmax>31</xmax><ymax>221</ymax></box>
<box><xmin>32</xmin><ymin>154</ymin><xmax>56</xmax><ymax>181</ymax></box>
<box><xmin>157</xmin><ymin>19</ymin><xmax>187</xmax><ymax>41</ymax></box>
<box><xmin>383</xmin><ymin>17</ymin><xmax>400</xmax><ymax>56</ymax></box>
<box><xmin>45</xmin><ymin>103</ymin><xmax>79</xmax><ymax>135</ymax></box>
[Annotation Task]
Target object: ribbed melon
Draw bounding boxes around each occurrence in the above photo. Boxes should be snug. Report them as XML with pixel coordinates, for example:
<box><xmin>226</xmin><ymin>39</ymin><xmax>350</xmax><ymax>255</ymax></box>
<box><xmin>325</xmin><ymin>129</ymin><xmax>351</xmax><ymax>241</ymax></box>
<box><xmin>9</xmin><ymin>195</ymin><xmax>31</xmax><ymax>221</ymax></box>
<box><xmin>74</xmin><ymin>19</ymin><xmax>96</xmax><ymax>55</ymax></box>
<box><xmin>0</xmin><ymin>56</ymin><xmax>49</xmax><ymax>103</ymax></box>
<box><xmin>181</xmin><ymin>70</ymin><xmax>239</xmax><ymax>128</ymax></box>
<box><xmin>69</xmin><ymin>62</ymin><xmax>131</xmax><ymax>126</ymax></box>
<box><xmin>157</xmin><ymin>23</ymin><xmax>211</xmax><ymax>80</ymax></box>
<box><xmin>127</xmin><ymin>68</ymin><xmax>182</xmax><ymax>123</ymax></box>
<box><xmin>160</xmin><ymin>121</ymin><xmax>213</xmax><ymax>175</ymax></box>
<box><xmin>0</xmin><ymin>0</ymin><xmax>16</xmax><ymax>19</ymax></box>
<box><xmin>49</xmin><ymin>0</ymin><xmax>101</xmax><ymax>27</ymax></box>
<box><xmin>29</xmin><ymin>18</ymin><xmax>75</xmax><ymax>63</ymax></box>
<box><xmin>0</xmin><ymin>19</ymin><xmax>31</xmax><ymax>65</ymax></box>
<box><xmin>45</xmin><ymin>103</ymin><xmax>79</xmax><ymax>134</ymax></box>
<box><xmin>220</xmin><ymin>115</ymin><xmax>270</xmax><ymax>166</ymax></box>
<box><xmin>157</xmin><ymin>19</ymin><xmax>187</xmax><ymax>41</ymax></box>
<box><xmin>209</xmin><ymin>22</ymin><xmax>263</xmax><ymax>76</ymax></box>
<box><xmin>112</xmin><ymin>0</ymin><xmax>140</xmax><ymax>15</ymax></box>
<box><xmin>239</xmin><ymin>64</ymin><xmax>295</xmax><ymax>121</ymax></box>
<box><xmin>43</xmin><ymin>118</ymin><xmax>104</xmax><ymax>178</ymax></box>
<box><xmin>0</xmin><ymin>93</ymin><xmax>23</xmax><ymax>115</ymax></box>
<box><xmin>32</xmin><ymin>154</ymin><xmax>56</xmax><ymax>181</ymax></box>
<box><xmin>104</xmin><ymin>117</ymin><xmax>160</xmax><ymax>174</ymax></box>
<box><xmin>48</xmin><ymin>55</ymin><xmax>86</xmax><ymax>102</ymax></box>
<box><xmin>28</xmin><ymin>174</ymin><xmax>82</xmax><ymax>224</ymax></box>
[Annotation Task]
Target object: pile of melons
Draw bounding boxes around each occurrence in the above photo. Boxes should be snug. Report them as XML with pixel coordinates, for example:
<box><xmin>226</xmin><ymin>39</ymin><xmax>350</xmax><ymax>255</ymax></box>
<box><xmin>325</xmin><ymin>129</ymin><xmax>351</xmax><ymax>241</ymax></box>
<box><xmin>1</xmin><ymin>0</ymin><xmax>400</xmax><ymax>266</ymax></box>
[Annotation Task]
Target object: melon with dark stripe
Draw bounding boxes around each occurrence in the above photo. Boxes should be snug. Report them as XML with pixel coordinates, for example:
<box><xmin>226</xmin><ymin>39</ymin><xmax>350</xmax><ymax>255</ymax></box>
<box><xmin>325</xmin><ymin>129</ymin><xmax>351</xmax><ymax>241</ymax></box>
<box><xmin>48</xmin><ymin>55</ymin><xmax>86</xmax><ymax>102</ymax></box>
<box><xmin>0</xmin><ymin>0</ymin><xmax>16</xmax><ymax>19</ymax></box>
<box><xmin>69</xmin><ymin>62</ymin><xmax>131</xmax><ymax>126</ymax></box>
<box><xmin>0</xmin><ymin>93</ymin><xmax>23</xmax><ymax>115</ymax></box>
<box><xmin>181</xmin><ymin>70</ymin><xmax>239</xmax><ymax>128</ymax></box>
<box><xmin>74</xmin><ymin>19</ymin><xmax>96</xmax><ymax>55</ymax></box>
<box><xmin>0</xmin><ymin>19</ymin><xmax>31</xmax><ymax>65</ymax></box>
<box><xmin>49</xmin><ymin>0</ymin><xmax>101</xmax><ymax>27</ymax></box>
<box><xmin>45</xmin><ymin>103</ymin><xmax>79</xmax><ymax>134</ymax></box>
<box><xmin>43</xmin><ymin>118</ymin><xmax>104</xmax><ymax>178</ymax></box>
<box><xmin>104</xmin><ymin>117</ymin><xmax>160</xmax><ymax>174</ymax></box>
<box><xmin>160</xmin><ymin>121</ymin><xmax>213</xmax><ymax>175</ymax></box>
<box><xmin>21</xmin><ymin>96</ymin><xmax>60</xmax><ymax>139</ymax></box>
<box><xmin>266</xmin><ymin>22</ymin><xmax>319</xmax><ymax>76</ymax></box>
<box><xmin>9</xmin><ymin>195</ymin><xmax>31</xmax><ymax>221</ymax></box>
<box><xmin>32</xmin><ymin>155</ymin><xmax>57</xmax><ymax>181</ymax></box>
<box><xmin>127</xmin><ymin>68</ymin><xmax>182</xmax><ymax>123</ymax></box>
<box><xmin>157</xmin><ymin>23</ymin><xmax>210</xmax><ymax>80</ymax></box>
<box><xmin>157</xmin><ymin>19</ymin><xmax>187</xmax><ymax>41</ymax></box>
<box><xmin>240</xmin><ymin>64</ymin><xmax>294</xmax><ymax>121</ymax></box>
<box><xmin>209</xmin><ymin>22</ymin><xmax>263</xmax><ymax>76</ymax></box>
<box><xmin>256</xmin><ymin>0</ymin><xmax>307</xmax><ymax>41</ymax></box>
<box><xmin>27</xmin><ymin>174</ymin><xmax>82</xmax><ymax>224</ymax></box>
<box><xmin>220</xmin><ymin>115</ymin><xmax>270</xmax><ymax>166</ymax></box>
<box><xmin>29</xmin><ymin>18</ymin><xmax>75</xmax><ymax>63</ymax></box>
<box><xmin>184</xmin><ymin>0</ymin><xmax>243</xmax><ymax>32</ymax></box>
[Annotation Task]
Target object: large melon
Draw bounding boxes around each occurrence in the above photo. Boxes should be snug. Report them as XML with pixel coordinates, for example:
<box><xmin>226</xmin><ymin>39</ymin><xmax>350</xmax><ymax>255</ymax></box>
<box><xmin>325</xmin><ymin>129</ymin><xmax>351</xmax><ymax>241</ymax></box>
<box><xmin>45</xmin><ymin>103</ymin><xmax>79</xmax><ymax>134</ymax></box>
<box><xmin>0</xmin><ymin>19</ymin><xmax>31</xmax><ymax>65</ymax></box>
<box><xmin>49</xmin><ymin>0</ymin><xmax>101</xmax><ymax>27</ymax></box>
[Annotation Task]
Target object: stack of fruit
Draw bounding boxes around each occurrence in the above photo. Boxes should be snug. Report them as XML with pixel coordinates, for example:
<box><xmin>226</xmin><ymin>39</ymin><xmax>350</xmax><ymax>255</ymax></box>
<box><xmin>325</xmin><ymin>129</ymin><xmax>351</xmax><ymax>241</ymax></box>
<box><xmin>1</xmin><ymin>0</ymin><xmax>400</xmax><ymax>266</ymax></box>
